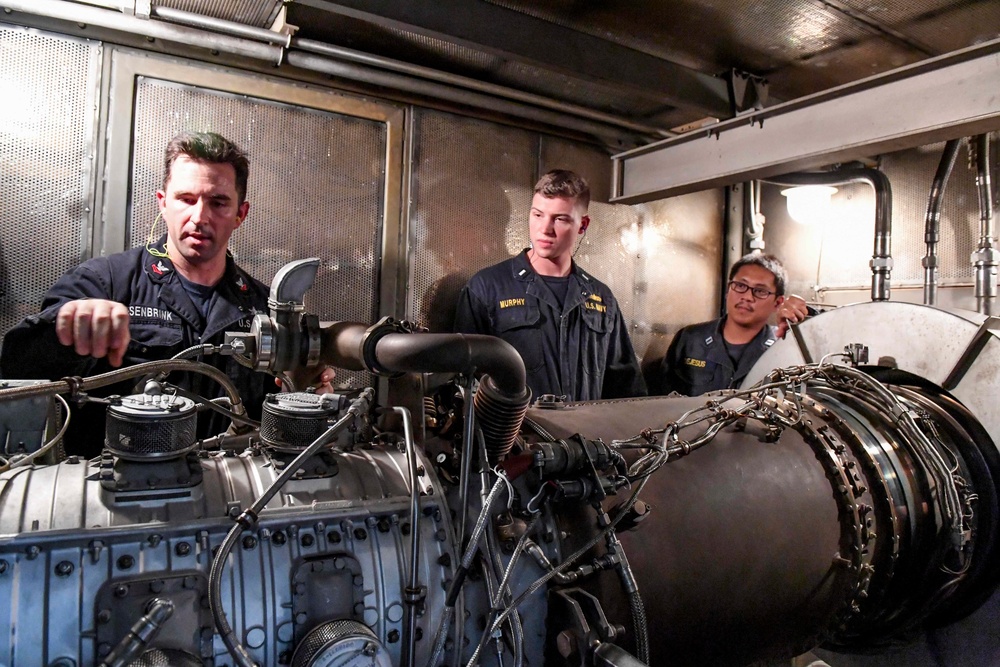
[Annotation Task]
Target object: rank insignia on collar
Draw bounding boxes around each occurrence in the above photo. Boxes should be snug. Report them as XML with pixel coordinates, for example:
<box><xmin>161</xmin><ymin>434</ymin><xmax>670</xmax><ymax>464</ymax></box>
<box><xmin>235</xmin><ymin>275</ymin><xmax>248</xmax><ymax>292</ymax></box>
<box><xmin>151</xmin><ymin>260</ymin><xmax>170</xmax><ymax>276</ymax></box>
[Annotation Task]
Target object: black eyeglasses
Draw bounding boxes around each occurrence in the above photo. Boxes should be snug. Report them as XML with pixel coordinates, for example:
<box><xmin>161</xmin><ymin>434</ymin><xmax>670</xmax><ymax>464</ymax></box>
<box><xmin>729</xmin><ymin>280</ymin><xmax>776</xmax><ymax>300</ymax></box>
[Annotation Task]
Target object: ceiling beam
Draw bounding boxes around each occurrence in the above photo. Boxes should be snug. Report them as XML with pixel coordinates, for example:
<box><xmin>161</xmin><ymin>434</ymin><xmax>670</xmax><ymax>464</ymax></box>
<box><xmin>295</xmin><ymin>0</ymin><xmax>732</xmax><ymax>118</ymax></box>
<box><xmin>612</xmin><ymin>39</ymin><xmax>1000</xmax><ymax>203</ymax></box>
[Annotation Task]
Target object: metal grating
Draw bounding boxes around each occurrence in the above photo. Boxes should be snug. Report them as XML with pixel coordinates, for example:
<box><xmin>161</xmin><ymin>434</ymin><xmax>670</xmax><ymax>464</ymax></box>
<box><xmin>158</xmin><ymin>0</ymin><xmax>284</xmax><ymax>27</ymax></box>
<box><xmin>0</xmin><ymin>27</ymin><xmax>99</xmax><ymax>342</ymax></box>
<box><xmin>407</xmin><ymin>109</ymin><xmax>537</xmax><ymax>333</ymax></box>
<box><xmin>130</xmin><ymin>78</ymin><xmax>386</xmax><ymax>388</ymax></box>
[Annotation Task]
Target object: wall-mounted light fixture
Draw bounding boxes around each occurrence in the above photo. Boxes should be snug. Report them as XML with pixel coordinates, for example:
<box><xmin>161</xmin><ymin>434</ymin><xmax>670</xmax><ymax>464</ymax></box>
<box><xmin>781</xmin><ymin>185</ymin><xmax>837</xmax><ymax>225</ymax></box>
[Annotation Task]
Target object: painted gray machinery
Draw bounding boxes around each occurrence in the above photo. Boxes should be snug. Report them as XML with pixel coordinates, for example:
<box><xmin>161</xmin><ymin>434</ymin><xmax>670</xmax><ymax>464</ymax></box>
<box><xmin>1</xmin><ymin>260</ymin><xmax>999</xmax><ymax>666</ymax></box>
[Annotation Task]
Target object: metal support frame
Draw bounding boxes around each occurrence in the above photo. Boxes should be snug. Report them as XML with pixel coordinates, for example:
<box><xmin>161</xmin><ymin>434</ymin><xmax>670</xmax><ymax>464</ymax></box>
<box><xmin>611</xmin><ymin>38</ymin><xmax>1000</xmax><ymax>203</ymax></box>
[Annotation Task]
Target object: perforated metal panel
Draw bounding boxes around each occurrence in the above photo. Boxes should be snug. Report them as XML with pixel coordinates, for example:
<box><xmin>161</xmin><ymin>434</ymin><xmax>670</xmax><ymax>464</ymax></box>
<box><xmin>130</xmin><ymin>77</ymin><xmax>386</xmax><ymax>388</ymax></box>
<box><xmin>880</xmin><ymin>140</ymin><xmax>995</xmax><ymax>285</ymax></box>
<box><xmin>0</xmin><ymin>26</ymin><xmax>99</xmax><ymax>341</ymax></box>
<box><xmin>407</xmin><ymin>109</ymin><xmax>537</xmax><ymax>333</ymax></box>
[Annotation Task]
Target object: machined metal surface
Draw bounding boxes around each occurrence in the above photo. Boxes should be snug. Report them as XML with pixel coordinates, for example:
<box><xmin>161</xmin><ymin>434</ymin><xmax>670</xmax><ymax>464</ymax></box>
<box><xmin>743</xmin><ymin>301</ymin><xmax>1000</xmax><ymax>445</ymax></box>
<box><xmin>0</xmin><ymin>445</ymin><xmax>449</xmax><ymax>666</ymax></box>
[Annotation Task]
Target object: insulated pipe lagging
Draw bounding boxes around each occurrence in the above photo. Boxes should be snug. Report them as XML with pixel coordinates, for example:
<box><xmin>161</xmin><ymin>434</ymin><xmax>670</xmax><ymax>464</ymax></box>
<box><xmin>922</xmin><ymin>139</ymin><xmax>962</xmax><ymax>305</ymax></box>
<box><xmin>972</xmin><ymin>134</ymin><xmax>998</xmax><ymax>315</ymax></box>
<box><xmin>766</xmin><ymin>169</ymin><xmax>893</xmax><ymax>301</ymax></box>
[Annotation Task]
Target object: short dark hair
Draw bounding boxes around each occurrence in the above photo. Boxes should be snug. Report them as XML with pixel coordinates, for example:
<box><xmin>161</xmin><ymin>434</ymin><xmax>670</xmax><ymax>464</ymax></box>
<box><xmin>533</xmin><ymin>169</ymin><xmax>590</xmax><ymax>210</ymax></box>
<box><xmin>728</xmin><ymin>252</ymin><xmax>788</xmax><ymax>296</ymax></box>
<box><xmin>163</xmin><ymin>132</ymin><xmax>249</xmax><ymax>204</ymax></box>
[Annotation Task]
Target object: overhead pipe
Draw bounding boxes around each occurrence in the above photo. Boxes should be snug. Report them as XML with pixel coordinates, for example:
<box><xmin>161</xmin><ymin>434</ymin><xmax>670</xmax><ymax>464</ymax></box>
<box><xmin>7</xmin><ymin>0</ymin><xmax>668</xmax><ymax>141</ymax></box>
<box><xmin>922</xmin><ymin>139</ymin><xmax>962</xmax><ymax>305</ymax></box>
<box><xmin>3</xmin><ymin>0</ymin><xmax>284</xmax><ymax>63</ymax></box>
<box><xmin>282</xmin><ymin>50</ymin><xmax>640</xmax><ymax>142</ymax></box>
<box><xmin>289</xmin><ymin>38</ymin><xmax>672</xmax><ymax>138</ymax></box>
<box><xmin>150</xmin><ymin>5</ymin><xmax>291</xmax><ymax>47</ymax></box>
<box><xmin>972</xmin><ymin>134</ymin><xmax>998</xmax><ymax>315</ymax></box>
<box><xmin>766</xmin><ymin>168</ymin><xmax>893</xmax><ymax>301</ymax></box>
<box><xmin>149</xmin><ymin>2</ymin><xmax>672</xmax><ymax>137</ymax></box>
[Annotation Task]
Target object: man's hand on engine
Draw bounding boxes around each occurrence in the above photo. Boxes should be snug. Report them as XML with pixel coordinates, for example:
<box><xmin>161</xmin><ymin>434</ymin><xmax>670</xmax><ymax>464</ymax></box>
<box><xmin>56</xmin><ymin>299</ymin><xmax>131</xmax><ymax>367</ymax></box>
<box><xmin>276</xmin><ymin>365</ymin><xmax>337</xmax><ymax>394</ymax></box>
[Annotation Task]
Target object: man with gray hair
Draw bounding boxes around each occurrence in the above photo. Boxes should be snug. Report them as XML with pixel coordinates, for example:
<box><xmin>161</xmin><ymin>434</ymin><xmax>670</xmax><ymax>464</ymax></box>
<box><xmin>654</xmin><ymin>253</ymin><xmax>809</xmax><ymax>396</ymax></box>
<box><xmin>454</xmin><ymin>169</ymin><xmax>645</xmax><ymax>402</ymax></box>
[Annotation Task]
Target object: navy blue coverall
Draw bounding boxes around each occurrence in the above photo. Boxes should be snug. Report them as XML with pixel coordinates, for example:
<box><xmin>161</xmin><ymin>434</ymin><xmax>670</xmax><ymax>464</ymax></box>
<box><xmin>0</xmin><ymin>236</ymin><xmax>271</xmax><ymax>455</ymax></box>
<box><xmin>654</xmin><ymin>316</ymin><xmax>776</xmax><ymax>397</ymax></box>
<box><xmin>454</xmin><ymin>250</ymin><xmax>646</xmax><ymax>402</ymax></box>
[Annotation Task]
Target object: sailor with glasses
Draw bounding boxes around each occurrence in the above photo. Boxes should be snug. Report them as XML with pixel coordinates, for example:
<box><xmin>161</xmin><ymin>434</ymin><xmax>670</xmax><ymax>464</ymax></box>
<box><xmin>653</xmin><ymin>253</ymin><xmax>809</xmax><ymax>396</ymax></box>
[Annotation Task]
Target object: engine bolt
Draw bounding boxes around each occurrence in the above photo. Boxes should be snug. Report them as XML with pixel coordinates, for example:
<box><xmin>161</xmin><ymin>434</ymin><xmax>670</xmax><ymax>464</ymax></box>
<box><xmin>242</xmin><ymin>535</ymin><xmax>257</xmax><ymax>550</ymax></box>
<box><xmin>117</xmin><ymin>555</ymin><xmax>134</xmax><ymax>570</ymax></box>
<box><xmin>377</xmin><ymin>518</ymin><xmax>390</xmax><ymax>533</ymax></box>
<box><xmin>387</xmin><ymin>630</ymin><xmax>400</xmax><ymax>643</ymax></box>
<box><xmin>114</xmin><ymin>584</ymin><xmax>129</xmax><ymax>598</ymax></box>
<box><xmin>301</xmin><ymin>533</ymin><xmax>315</xmax><ymax>548</ymax></box>
<box><xmin>175</xmin><ymin>542</ymin><xmax>191</xmax><ymax>557</ymax></box>
<box><xmin>55</xmin><ymin>561</ymin><xmax>74</xmax><ymax>577</ymax></box>
<box><xmin>327</xmin><ymin>531</ymin><xmax>342</xmax><ymax>544</ymax></box>
<box><xmin>97</xmin><ymin>609</ymin><xmax>111</xmax><ymax>624</ymax></box>
<box><xmin>354</xmin><ymin>528</ymin><xmax>368</xmax><ymax>541</ymax></box>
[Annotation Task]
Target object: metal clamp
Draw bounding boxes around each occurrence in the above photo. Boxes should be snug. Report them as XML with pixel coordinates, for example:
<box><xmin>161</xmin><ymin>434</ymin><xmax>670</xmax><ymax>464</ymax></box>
<box><xmin>360</xmin><ymin>317</ymin><xmax>411</xmax><ymax>377</ymax></box>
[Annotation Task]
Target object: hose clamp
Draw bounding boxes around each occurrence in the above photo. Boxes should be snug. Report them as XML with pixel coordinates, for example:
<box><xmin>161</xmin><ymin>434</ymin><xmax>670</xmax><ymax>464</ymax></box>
<box><xmin>360</xmin><ymin>317</ymin><xmax>412</xmax><ymax>377</ymax></box>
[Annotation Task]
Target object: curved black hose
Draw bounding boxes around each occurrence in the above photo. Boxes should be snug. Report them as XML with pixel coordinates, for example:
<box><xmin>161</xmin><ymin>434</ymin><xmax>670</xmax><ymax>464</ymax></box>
<box><xmin>922</xmin><ymin>139</ymin><xmax>962</xmax><ymax>305</ymax></box>
<box><xmin>372</xmin><ymin>333</ymin><xmax>526</xmax><ymax>397</ymax></box>
<box><xmin>318</xmin><ymin>325</ymin><xmax>530</xmax><ymax>462</ymax></box>
<box><xmin>765</xmin><ymin>168</ymin><xmax>892</xmax><ymax>301</ymax></box>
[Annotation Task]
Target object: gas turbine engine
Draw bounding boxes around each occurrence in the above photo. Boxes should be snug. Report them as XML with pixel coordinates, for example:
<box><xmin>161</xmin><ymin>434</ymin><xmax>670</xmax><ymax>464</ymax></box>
<box><xmin>0</xmin><ymin>259</ymin><xmax>999</xmax><ymax>667</ymax></box>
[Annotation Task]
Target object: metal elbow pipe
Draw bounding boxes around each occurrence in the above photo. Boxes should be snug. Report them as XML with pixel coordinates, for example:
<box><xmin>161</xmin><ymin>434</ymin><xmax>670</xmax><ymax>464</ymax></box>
<box><xmin>767</xmin><ymin>169</ymin><xmax>893</xmax><ymax>301</ymax></box>
<box><xmin>370</xmin><ymin>333</ymin><xmax>527</xmax><ymax>397</ymax></box>
<box><xmin>922</xmin><ymin>139</ymin><xmax>962</xmax><ymax>305</ymax></box>
<box><xmin>316</xmin><ymin>322</ymin><xmax>530</xmax><ymax>460</ymax></box>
